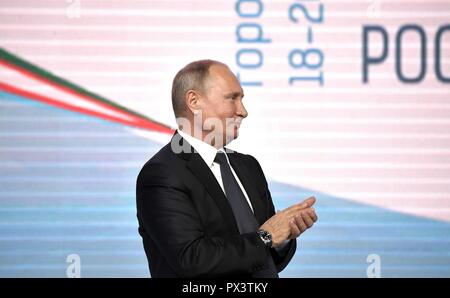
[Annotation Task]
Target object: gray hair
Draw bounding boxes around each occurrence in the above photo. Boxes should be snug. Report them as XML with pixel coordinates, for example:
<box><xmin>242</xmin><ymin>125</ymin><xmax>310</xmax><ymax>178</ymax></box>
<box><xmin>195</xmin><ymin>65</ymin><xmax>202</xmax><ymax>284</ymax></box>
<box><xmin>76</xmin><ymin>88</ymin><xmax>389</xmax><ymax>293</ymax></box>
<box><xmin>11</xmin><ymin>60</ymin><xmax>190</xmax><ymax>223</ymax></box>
<box><xmin>171</xmin><ymin>59</ymin><xmax>224</xmax><ymax>118</ymax></box>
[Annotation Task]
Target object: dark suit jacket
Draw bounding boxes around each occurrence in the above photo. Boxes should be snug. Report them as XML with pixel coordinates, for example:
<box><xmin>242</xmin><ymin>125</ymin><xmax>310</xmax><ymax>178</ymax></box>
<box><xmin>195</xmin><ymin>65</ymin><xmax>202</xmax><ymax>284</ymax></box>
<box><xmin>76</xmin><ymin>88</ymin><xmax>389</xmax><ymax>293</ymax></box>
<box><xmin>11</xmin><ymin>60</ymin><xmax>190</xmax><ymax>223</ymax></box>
<box><xmin>136</xmin><ymin>132</ymin><xmax>296</xmax><ymax>278</ymax></box>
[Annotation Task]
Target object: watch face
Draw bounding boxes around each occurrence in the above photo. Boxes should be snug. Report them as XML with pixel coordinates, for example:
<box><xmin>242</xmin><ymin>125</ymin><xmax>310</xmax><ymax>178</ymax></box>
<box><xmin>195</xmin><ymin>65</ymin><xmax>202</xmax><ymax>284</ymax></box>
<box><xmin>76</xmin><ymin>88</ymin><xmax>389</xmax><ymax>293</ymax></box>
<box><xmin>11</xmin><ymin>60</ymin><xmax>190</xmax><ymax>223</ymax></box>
<box><xmin>258</xmin><ymin>230</ymin><xmax>272</xmax><ymax>244</ymax></box>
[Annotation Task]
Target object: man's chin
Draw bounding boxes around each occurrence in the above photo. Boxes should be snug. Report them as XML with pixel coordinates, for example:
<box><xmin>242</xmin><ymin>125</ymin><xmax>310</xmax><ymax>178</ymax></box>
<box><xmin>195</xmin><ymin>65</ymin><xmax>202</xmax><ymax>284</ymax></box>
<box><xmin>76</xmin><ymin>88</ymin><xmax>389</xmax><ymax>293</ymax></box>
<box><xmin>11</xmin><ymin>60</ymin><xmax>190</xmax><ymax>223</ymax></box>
<box><xmin>225</xmin><ymin>131</ymin><xmax>239</xmax><ymax>146</ymax></box>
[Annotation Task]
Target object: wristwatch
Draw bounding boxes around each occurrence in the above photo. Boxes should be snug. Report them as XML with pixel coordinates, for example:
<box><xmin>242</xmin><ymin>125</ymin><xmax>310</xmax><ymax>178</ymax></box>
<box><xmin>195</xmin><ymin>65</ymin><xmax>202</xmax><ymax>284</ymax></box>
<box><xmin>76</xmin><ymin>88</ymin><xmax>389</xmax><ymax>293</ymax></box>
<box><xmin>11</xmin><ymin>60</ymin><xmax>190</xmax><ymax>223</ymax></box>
<box><xmin>257</xmin><ymin>229</ymin><xmax>273</xmax><ymax>248</ymax></box>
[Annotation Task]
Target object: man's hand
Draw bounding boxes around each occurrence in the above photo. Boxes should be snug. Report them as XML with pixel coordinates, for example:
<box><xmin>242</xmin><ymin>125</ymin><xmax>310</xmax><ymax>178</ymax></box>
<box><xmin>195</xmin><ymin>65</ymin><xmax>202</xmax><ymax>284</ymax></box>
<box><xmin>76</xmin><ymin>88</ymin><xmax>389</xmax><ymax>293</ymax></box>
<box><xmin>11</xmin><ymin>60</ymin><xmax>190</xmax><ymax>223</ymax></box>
<box><xmin>287</xmin><ymin>205</ymin><xmax>317</xmax><ymax>240</ymax></box>
<box><xmin>259</xmin><ymin>196</ymin><xmax>317</xmax><ymax>247</ymax></box>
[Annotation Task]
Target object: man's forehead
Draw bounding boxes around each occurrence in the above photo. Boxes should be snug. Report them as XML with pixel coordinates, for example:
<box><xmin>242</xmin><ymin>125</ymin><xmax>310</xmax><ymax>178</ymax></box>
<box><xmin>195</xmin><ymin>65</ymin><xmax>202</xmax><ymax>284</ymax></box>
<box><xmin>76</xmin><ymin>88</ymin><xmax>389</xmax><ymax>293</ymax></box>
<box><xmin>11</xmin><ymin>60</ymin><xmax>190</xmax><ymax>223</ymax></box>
<box><xmin>209</xmin><ymin>63</ymin><xmax>233</xmax><ymax>77</ymax></box>
<box><xmin>208</xmin><ymin>64</ymin><xmax>243</xmax><ymax>92</ymax></box>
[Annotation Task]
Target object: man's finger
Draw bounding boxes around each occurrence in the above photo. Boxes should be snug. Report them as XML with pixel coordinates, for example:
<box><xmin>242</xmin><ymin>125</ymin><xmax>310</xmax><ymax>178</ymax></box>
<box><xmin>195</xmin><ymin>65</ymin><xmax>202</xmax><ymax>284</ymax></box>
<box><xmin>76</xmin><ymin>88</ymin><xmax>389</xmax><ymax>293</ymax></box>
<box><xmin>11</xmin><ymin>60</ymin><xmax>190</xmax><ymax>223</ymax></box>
<box><xmin>301</xmin><ymin>196</ymin><xmax>316</xmax><ymax>209</ymax></box>
<box><xmin>285</xmin><ymin>207</ymin><xmax>314</xmax><ymax>220</ymax></box>
<box><xmin>283</xmin><ymin>196</ymin><xmax>316</xmax><ymax>215</ymax></box>
<box><xmin>289</xmin><ymin>220</ymin><xmax>301</xmax><ymax>239</ymax></box>
<box><xmin>294</xmin><ymin>214</ymin><xmax>307</xmax><ymax>232</ymax></box>
<box><xmin>309</xmin><ymin>208</ymin><xmax>318</xmax><ymax>222</ymax></box>
<box><xmin>301</xmin><ymin>211</ymin><xmax>314</xmax><ymax>228</ymax></box>
<box><xmin>286</xmin><ymin>196</ymin><xmax>316</xmax><ymax>212</ymax></box>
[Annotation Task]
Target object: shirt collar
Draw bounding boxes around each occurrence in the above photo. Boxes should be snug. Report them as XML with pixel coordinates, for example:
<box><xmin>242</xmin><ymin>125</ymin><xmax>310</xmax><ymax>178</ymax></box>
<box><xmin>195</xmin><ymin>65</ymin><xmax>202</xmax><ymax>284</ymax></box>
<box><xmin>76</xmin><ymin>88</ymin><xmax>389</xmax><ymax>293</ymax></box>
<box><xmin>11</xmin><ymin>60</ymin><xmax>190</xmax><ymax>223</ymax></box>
<box><xmin>177</xmin><ymin>129</ymin><xmax>225</xmax><ymax>168</ymax></box>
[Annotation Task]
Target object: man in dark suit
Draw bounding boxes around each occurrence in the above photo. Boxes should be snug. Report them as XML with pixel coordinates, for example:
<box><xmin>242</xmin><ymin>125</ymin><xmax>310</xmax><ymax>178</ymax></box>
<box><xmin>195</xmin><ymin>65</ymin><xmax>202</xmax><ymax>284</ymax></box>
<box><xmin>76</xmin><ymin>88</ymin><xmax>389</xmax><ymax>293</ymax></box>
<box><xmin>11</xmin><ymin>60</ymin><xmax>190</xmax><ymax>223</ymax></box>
<box><xmin>136</xmin><ymin>60</ymin><xmax>317</xmax><ymax>278</ymax></box>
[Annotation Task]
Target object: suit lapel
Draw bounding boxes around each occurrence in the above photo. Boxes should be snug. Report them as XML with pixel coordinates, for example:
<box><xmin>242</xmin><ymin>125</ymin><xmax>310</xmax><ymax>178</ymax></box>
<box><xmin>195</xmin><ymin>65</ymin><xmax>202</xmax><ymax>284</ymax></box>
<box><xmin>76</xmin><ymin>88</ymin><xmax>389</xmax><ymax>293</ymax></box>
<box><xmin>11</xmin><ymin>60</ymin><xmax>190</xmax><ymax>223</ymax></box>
<box><xmin>175</xmin><ymin>133</ymin><xmax>240</xmax><ymax>234</ymax></box>
<box><xmin>228</xmin><ymin>153</ymin><xmax>267</xmax><ymax>226</ymax></box>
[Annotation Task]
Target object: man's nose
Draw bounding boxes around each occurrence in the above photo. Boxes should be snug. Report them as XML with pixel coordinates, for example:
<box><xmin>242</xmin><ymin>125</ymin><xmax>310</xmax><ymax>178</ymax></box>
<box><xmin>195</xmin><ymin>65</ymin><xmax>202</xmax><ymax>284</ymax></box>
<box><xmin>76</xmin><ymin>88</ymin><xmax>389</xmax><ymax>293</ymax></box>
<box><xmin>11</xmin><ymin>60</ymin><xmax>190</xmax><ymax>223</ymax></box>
<box><xmin>236</xmin><ymin>100</ymin><xmax>248</xmax><ymax>118</ymax></box>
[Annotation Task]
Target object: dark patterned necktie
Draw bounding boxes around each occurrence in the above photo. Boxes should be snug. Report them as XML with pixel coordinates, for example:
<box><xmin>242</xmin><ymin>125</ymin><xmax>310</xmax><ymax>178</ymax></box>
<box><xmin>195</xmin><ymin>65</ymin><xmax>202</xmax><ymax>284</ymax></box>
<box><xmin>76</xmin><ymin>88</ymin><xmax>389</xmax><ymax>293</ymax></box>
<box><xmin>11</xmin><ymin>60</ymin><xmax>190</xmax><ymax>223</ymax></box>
<box><xmin>214</xmin><ymin>151</ymin><xmax>278</xmax><ymax>278</ymax></box>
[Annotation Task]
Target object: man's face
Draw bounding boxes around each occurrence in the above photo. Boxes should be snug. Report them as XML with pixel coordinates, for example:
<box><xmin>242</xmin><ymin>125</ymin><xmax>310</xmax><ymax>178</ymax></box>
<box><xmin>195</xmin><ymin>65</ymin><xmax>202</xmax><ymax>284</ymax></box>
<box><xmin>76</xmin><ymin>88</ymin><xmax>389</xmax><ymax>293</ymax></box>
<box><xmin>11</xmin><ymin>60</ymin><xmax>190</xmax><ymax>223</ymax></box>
<box><xmin>199</xmin><ymin>64</ymin><xmax>248</xmax><ymax>147</ymax></box>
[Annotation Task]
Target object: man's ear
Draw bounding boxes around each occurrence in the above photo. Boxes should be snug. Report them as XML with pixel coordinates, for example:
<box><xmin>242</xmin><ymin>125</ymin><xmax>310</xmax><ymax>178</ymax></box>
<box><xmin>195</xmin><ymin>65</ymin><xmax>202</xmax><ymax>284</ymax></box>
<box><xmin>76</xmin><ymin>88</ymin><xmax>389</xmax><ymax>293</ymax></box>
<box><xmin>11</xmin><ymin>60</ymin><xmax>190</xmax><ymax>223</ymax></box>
<box><xmin>185</xmin><ymin>89</ymin><xmax>201</xmax><ymax>115</ymax></box>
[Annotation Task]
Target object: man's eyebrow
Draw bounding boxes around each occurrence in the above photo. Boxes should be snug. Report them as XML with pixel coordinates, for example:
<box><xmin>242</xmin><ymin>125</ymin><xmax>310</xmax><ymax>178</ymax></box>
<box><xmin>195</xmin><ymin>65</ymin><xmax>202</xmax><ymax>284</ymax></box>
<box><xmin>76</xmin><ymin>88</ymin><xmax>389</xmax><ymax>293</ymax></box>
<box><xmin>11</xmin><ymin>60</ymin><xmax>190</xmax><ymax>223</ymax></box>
<box><xmin>224</xmin><ymin>91</ymin><xmax>244</xmax><ymax>97</ymax></box>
